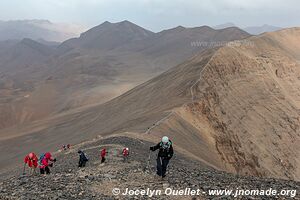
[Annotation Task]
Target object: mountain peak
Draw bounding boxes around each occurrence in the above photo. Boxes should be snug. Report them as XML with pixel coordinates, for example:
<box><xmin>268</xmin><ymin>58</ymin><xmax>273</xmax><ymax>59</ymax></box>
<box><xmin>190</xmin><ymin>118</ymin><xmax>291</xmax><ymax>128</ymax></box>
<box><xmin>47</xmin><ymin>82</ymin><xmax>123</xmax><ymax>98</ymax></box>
<box><xmin>84</xmin><ymin>20</ymin><xmax>152</xmax><ymax>33</ymax></box>
<box><xmin>98</xmin><ymin>20</ymin><xmax>142</xmax><ymax>28</ymax></box>
<box><xmin>197</xmin><ymin>25</ymin><xmax>215</xmax><ymax>31</ymax></box>
<box><xmin>243</xmin><ymin>24</ymin><xmax>283</xmax><ymax>35</ymax></box>
<box><xmin>20</xmin><ymin>37</ymin><xmax>36</xmax><ymax>44</ymax></box>
<box><xmin>213</xmin><ymin>22</ymin><xmax>236</xmax><ymax>30</ymax></box>
<box><xmin>16</xmin><ymin>38</ymin><xmax>53</xmax><ymax>56</ymax></box>
<box><xmin>159</xmin><ymin>26</ymin><xmax>186</xmax><ymax>34</ymax></box>
<box><xmin>115</xmin><ymin>20</ymin><xmax>142</xmax><ymax>28</ymax></box>
<box><xmin>61</xmin><ymin>20</ymin><xmax>154</xmax><ymax>50</ymax></box>
<box><xmin>101</xmin><ymin>21</ymin><xmax>112</xmax><ymax>25</ymax></box>
<box><xmin>119</xmin><ymin>20</ymin><xmax>131</xmax><ymax>24</ymax></box>
<box><xmin>174</xmin><ymin>25</ymin><xmax>186</xmax><ymax>30</ymax></box>
<box><xmin>19</xmin><ymin>38</ymin><xmax>47</xmax><ymax>49</ymax></box>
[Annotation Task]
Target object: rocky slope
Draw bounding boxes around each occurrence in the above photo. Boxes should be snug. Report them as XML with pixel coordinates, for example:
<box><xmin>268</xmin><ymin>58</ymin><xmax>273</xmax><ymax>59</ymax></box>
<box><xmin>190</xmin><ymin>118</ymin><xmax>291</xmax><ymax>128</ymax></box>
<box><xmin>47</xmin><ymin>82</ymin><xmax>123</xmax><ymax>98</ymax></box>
<box><xmin>182</xmin><ymin>28</ymin><xmax>300</xmax><ymax>180</ymax></box>
<box><xmin>0</xmin><ymin>28</ymin><xmax>298</xmax><ymax>182</ymax></box>
<box><xmin>0</xmin><ymin>135</ymin><xmax>298</xmax><ymax>199</ymax></box>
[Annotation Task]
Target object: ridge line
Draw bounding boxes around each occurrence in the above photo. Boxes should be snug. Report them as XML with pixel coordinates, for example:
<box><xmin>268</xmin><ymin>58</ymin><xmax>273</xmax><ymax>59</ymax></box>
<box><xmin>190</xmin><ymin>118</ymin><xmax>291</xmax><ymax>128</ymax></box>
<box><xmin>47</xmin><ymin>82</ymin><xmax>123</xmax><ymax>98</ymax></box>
<box><xmin>144</xmin><ymin>49</ymin><xmax>220</xmax><ymax>134</ymax></box>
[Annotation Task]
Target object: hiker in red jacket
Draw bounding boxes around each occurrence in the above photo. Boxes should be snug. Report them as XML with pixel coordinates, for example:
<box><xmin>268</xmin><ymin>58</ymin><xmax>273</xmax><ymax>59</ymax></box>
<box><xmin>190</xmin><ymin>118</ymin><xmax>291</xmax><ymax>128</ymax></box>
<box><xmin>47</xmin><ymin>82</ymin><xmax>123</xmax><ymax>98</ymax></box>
<box><xmin>39</xmin><ymin>152</ymin><xmax>56</xmax><ymax>175</ymax></box>
<box><xmin>122</xmin><ymin>147</ymin><xmax>129</xmax><ymax>162</ymax></box>
<box><xmin>100</xmin><ymin>148</ymin><xmax>107</xmax><ymax>163</ymax></box>
<box><xmin>24</xmin><ymin>152</ymin><xmax>38</xmax><ymax>174</ymax></box>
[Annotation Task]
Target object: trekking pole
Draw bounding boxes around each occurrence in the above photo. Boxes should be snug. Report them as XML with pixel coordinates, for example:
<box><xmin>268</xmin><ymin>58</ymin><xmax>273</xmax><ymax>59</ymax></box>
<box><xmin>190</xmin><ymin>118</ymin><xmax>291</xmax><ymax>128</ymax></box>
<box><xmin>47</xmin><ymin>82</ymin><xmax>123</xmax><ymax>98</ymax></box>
<box><xmin>22</xmin><ymin>163</ymin><xmax>26</xmax><ymax>176</ymax></box>
<box><xmin>147</xmin><ymin>150</ymin><xmax>151</xmax><ymax>172</ymax></box>
<box><xmin>159</xmin><ymin>157</ymin><xmax>163</xmax><ymax>178</ymax></box>
<box><xmin>33</xmin><ymin>168</ymin><xmax>36</xmax><ymax>176</ymax></box>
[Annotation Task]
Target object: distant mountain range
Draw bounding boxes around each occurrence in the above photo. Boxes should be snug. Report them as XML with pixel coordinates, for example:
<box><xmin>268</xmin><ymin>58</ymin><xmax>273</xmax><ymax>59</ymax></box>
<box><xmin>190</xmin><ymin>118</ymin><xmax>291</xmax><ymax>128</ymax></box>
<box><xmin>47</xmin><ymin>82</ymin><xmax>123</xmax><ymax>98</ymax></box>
<box><xmin>213</xmin><ymin>23</ymin><xmax>236</xmax><ymax>30</ymax></box>
<box><xmin>0</xmin><ymin>19</ymin><xmax>285</xmax><ymax>43</ymax></box>
<box><xmin>1</xmin><ymin>20</ymin><xmax>299</xmax><ymax>182</ymax></box>
<box><xmin>0</xmin><ymin>20</ymin><xmax>86</xmax><ymax>42</ymax></box>
<box><xmin>213</xmin><ymin>23</ymin><xmax>283</xmax><ymax>35</ymax></box>
<box><xmin>1</xmin><ymin>25</ymin><xmax>299</xmax><ymax>181</ymax></box>
<box><xmin>0</xmin><ymin>20</ymin><xmax>249</xmax><ymax>136</ymax></box>
<box><xmin>243</xmin><ymin>24</ymin><xmax>283</xmax><ymax>35</ymax></box>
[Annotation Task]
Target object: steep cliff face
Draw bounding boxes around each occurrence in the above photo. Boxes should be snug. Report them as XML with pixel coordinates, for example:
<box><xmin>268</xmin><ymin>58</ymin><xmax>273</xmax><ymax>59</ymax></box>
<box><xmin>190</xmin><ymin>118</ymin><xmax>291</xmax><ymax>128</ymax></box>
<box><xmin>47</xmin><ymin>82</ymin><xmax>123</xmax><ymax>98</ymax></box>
<box><xmin>159</xmin><ymin>28</ymin><xmax>300</xmax><ymax>180</ymax></box>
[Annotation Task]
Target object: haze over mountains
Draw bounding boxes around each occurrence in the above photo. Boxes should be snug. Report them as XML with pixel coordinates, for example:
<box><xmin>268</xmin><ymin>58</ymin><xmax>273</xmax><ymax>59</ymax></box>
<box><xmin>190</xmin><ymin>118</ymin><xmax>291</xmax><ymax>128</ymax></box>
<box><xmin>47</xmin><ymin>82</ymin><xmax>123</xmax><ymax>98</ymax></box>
<box><xmin>0</xmin><ymin>20</ymin><xmax>85</xmax><ymax>42</ymax></box>
<box><xmin>244</xmin><ymin>24</ymin><xmax>283</xmax><ymax>35</ymax></box>
<box><xmin>213</xmin><ymin>23</ymin><xmax>283</xmax><ymax>35</ymax></box>
<box><xmin>0</xmin><ymin>20</ymin><xmax>299</xmax><ymax>183</ymax></box>
<box><xmin>0</xmin><ymin>20</ymin><xmax>282</xmax><ymax>44</ymax></box>
<box><xmin>0</xmin><ymin>20</ymin><xmax>250</xmax><ymax>131</ymax></box>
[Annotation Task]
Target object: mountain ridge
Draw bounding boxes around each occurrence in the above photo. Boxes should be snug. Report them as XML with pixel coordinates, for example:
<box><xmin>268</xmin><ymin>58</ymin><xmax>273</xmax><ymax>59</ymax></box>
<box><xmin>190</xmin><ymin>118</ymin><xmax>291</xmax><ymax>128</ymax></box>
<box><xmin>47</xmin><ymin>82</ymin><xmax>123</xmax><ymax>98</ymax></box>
<box><xmin>59</xmin><ymin>20</ymin><xmax>154</xmax><ymax>51</ymax></box>
<box><xmin>0</xmin><ymin>20</ymin><xmax>250</xmax><ymax>131</ymax></box>
<box><xmin>1</xmin><ymin>28</ymin><xmax>298</xmax><ymax>180</ymax></box>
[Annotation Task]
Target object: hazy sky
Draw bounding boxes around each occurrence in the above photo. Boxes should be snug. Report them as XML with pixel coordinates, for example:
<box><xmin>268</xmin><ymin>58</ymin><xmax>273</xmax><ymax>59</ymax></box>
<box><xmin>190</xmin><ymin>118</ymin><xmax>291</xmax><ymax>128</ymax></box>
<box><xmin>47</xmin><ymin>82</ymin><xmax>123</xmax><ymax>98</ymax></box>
<box><xmin>0</xmin><ymin>0</ymin><xmax>299</xmax><ymax>31</ymax></box>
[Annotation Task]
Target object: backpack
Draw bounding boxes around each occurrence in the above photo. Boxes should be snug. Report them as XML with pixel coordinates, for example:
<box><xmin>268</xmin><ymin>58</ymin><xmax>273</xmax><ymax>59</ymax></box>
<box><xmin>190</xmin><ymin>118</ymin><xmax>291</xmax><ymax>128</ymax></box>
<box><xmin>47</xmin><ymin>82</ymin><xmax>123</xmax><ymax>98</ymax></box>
<box><xmin>82</xmin><ymin>152</ymin><xmax>89</xmax><ymax>161</ymax></box>
<box><xmin>39</xmin><ymin>153</ymin><xmax>45</xmax><ymax>165</ymax></box>
<box><xmin>160</xmin><ymin>141</ymin><xmax>172</xmax><ymax>150</ymax></box>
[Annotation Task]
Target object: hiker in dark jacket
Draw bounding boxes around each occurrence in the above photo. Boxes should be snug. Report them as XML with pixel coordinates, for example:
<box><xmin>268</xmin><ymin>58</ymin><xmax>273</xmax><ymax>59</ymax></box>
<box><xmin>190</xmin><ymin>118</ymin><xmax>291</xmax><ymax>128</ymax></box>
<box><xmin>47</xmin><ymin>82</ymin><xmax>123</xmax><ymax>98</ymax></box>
<box><xmin>150</xmin><ymin>136</ymin><xmax>173</xmax><ymax>178</ymax></box>
<box><xmin>78</xmin><ymin>150</ymin><xmax>89</xmax><ymax>167</ymax></box>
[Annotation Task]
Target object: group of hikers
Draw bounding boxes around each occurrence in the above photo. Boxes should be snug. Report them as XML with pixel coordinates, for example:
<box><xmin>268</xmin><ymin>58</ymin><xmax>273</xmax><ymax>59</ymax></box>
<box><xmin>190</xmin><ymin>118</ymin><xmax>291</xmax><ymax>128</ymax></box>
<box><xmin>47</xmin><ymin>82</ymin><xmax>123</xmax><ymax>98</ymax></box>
<box><xmin>23</xmin><ymin>136</ymin><xmax>173</xmax><ymax>179</ymax></box>
<box><xmin>23</xmin><ymin>152</ymin><xmax>56</xmax><ymax>175</ymax></box>
<box><xmin>77</xmin><ymin>147</ymin><xmax>130</xmax><ymax>167</ymax></box>
<box><xmin>62</xmin><ymin>144</ymin><xmax>71</xmax><ymax>151</ymax></box>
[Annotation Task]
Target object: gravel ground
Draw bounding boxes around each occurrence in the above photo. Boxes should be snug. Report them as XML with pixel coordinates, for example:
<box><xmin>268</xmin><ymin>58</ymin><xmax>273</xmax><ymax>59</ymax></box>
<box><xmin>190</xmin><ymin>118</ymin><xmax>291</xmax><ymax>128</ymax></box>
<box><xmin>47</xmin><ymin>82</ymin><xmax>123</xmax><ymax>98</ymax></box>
<box><xmin>0</xmin><ymin>136</ymin><xmax>299</xmax><ymax>199</ymax></box>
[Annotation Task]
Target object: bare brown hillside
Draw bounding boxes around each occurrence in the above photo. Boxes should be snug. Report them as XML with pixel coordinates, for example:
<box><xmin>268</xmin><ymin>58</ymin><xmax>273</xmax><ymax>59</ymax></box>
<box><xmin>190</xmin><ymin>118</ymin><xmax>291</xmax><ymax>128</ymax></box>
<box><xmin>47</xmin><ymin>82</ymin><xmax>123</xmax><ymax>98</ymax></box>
<box><xmin>186</xmin><ymin>28</ymin><xmax>300</xmax><ymax>179</ymax></box>
<box><xmin>139</xmin><ymin>28</ymin><xmax>300</xmax><ymax>180</ymax></box>
<box><xmin>0</xmin><ymin>22</ymin><xmax>249</xmax><ymax>130</ymax></box>
<box><xmin>1</xmin><ymin>28</ymin><xmax>299</xmax><ymax>181</ymax></box>
<box><xmin>154</xmin><ymin>28</ymin><xmax>300</xmax><ymax>180</ymax></box>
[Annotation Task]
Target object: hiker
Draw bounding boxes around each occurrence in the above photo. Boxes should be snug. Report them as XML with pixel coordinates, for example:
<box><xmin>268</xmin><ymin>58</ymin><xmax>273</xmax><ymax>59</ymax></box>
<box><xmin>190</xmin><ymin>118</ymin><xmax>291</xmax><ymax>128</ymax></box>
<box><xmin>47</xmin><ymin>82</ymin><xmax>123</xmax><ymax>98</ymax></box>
<box><xmin>39</xmin><ymin>152</ymin><xmax>56</xmax><ymax>175</ymax></box>
<box><xmin>100</xmin><ymin>148</ymin><xmax>107</xmax><ymax>163</ymax></box>
<box><xmin>67</xmin><ymin>144</ymin><xmax>71</xmax><ymax>149</ymax></box>
<box><xmin>24</xmin><ymin>152</ymin><xmax>38</xmax><ymax>174</ymax></box>
<box><xmin>78</xmin><ymin>150</ymin><xmax>89</xmax><ymax>167</ymax></box>
<box><xmin>62</xmin><ymin>145</ymin><xmax>67</xmax><ymax>151</ymax></box>
<box><xmin>122</xmin><ymin>147</ymin><xmax>129</xmax><ymax>162</ymax></box>
<box><xmin>150</xmin><ymin>136</ymin><xmax>173</xmax><ymax>178</ymax></box>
